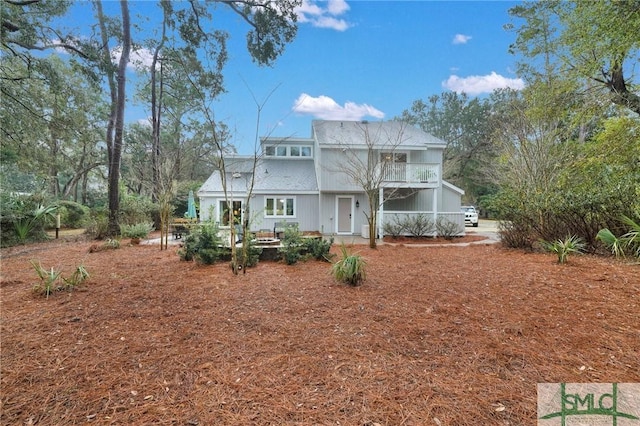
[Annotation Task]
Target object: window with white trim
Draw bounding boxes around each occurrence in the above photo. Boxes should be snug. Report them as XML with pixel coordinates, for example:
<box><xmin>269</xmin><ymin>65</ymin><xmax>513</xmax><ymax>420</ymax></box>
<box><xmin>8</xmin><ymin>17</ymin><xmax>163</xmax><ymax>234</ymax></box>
<box><xmin>264</xmin><ymin>145</ymin><xmax>312</xmax><ymax>157</ymax></box>
<box><xmin>265</xmin><ymin>197</ymin><xmax>295</xmax><ymax>217</ymax></box>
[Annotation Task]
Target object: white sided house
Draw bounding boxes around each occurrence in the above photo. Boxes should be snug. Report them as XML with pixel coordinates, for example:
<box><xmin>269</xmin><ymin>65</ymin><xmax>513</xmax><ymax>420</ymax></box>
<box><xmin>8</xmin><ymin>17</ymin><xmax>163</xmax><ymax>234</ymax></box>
<box><xmin>198</xmin><ymin>120</ymin><xmax>465</xmax><ymax>238</ymax></box>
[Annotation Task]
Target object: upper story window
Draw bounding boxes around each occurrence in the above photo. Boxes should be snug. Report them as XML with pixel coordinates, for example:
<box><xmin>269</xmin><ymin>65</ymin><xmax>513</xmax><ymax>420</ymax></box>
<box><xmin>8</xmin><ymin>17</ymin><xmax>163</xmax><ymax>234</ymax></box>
<box><xmin>380</xmin><ymin>152</ymin><xmax>407</xmax><ymax>163</ymax></box>
<box><xmin>265</xmin><ymin>145</ymin><xmax>312</xmax><ymax>158</ymax></box>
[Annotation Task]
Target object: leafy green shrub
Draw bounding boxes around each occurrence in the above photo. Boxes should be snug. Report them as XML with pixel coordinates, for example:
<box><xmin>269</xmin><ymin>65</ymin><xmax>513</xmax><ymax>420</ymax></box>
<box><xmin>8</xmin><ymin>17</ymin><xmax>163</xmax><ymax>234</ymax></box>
<box><xmin>178</xmin><ymin>221</ymin><xmax>224</xmax><ymax>265</ymax></box>
<box><xmin>278</xmin><ymin>225</ymin><xmax>304</xmax><ymax>265</ymax></box>
<box><xmin>302</xmin><ymin>236</ymin><xmax>335</xmax><ymax>262</ymax></box>
<box><xmin>57</xmin><ymin>200</ymin><xmax>89</xmax><ymax>229</ymax></box>
<box><xmin>179</xmin><ymin>233</ymin><xmax>198</xmax><ymax>261</ymax></box>
<box><xmin>88</xmin><ymin>238</ymin><xmax>120</xmax><ymax>253</ymax></box>
<box><xmin>436</xmin><ymin>217</ymin><xmax>462</xmax><ymax>240</ymax></box>
<box><xmin>331</xmin><ymin>245</ymin><xmax>366</xmax><ymax>286</ymax></box>
<box><xmin>499</xmin><ymin>220</ymin><xmax>535</xmax><ymax>250</ymax></box>
<box><xmin>402</xmin><ymin>213</ymin><xmax>434</xmax><ymax>237</ymax></box>
<box><xmin>85</xmin><ymin>208</ymin><xmax>109</xmax><ymax>239</ymax></box>
<box><xmin>119</xmin><ymin>194</ymin><xmax>158</xmax><ymax>225</ymax></box>
<box><xmin>120</xmin><ymin>222</ymin><xmax>154</xmax><ymax>239</ymax></box>
<box><xmin>31</xmin><ymin>260</ymin><xmax>89</xmax><ymax>298</ymax></box>
<box><xmin>105</xmin><ymin>238</ymin><xmax>120</xmax><ymax>249</ymax></box>
<box><xmin>382</xmin><ymin>215</ymin><xmax>405</xmax><ymax>238</ymax></box>
<box><xmin>541</xmin><ymin>235</ymin><xmax>585</xmax><ymax>264</ymax></box>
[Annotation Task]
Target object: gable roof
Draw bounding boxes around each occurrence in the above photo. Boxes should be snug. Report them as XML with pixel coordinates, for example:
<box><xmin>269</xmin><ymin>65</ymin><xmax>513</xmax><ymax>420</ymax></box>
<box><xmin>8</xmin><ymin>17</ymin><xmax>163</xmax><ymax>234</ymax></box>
<box><xmin>312</xmin><ymin>120</ymin><xmax>447</xmax><ymax>149</ymax></box>
<box><xmin>198</xmin><ymin>157</ymin><xmax>318</xmax><ymax>195</ymax></box>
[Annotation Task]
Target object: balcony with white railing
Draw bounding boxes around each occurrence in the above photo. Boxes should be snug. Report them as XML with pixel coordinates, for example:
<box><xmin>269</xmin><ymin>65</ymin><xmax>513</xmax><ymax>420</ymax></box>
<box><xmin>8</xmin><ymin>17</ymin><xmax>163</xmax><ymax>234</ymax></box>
<box><xmin>380</xmin><ymin>163</ymin><xmax>439</xmax><ymax>188</ymax></box>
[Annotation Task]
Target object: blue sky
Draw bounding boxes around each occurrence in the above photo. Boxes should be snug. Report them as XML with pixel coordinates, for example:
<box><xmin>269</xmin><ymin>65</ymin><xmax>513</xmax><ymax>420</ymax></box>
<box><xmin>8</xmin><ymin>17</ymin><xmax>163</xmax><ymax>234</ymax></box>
<box><xmin>68</xmin><ymin>1</ymin><xmax>525</xmax><ymax>153</ymax></box>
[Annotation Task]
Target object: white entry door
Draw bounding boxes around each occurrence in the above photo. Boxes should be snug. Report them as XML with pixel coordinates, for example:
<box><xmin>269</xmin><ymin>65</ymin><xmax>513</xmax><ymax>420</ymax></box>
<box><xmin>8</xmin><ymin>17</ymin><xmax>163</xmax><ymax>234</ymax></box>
<box><xmin>336</xmin><ymin>196</ymin><xmax>353</xmax><ymax>234</ymax></box>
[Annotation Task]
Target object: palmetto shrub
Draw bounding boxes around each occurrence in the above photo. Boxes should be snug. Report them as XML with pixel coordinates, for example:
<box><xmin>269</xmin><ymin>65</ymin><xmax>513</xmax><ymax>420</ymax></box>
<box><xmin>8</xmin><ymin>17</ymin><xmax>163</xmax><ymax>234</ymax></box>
<box><xmin>541</xmin><ymin>235</ymin><xmax>585</xmax><ymax>264</ymax></box>
<box><xmin>597</xmin><ymin>214</ymin><xmax>640</xmax><ymax>260</ymax></box>
<box><xmin>331</xmin><ymin>245</ymin><xmax>366</xmax><ymax>286</ymax></box>
<box><xmin>31</xmin><ymin>260</ymin><xmax>89</xmax><ymax>298</ymax></box>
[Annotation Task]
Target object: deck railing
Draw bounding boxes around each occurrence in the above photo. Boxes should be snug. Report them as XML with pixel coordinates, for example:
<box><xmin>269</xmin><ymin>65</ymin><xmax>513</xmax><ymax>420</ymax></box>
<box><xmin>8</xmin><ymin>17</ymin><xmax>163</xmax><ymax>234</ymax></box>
<box><xmin>381</xmin><ymin>163</ymin><xmax>439</xmax><ymax>183</ymax></box>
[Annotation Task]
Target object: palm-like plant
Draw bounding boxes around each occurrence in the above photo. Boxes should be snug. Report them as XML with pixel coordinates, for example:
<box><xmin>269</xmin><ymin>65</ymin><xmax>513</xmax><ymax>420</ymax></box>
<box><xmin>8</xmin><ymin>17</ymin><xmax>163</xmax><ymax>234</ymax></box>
<box><xmin>597</xmin><ymin>215</ymin><xmax>640</xmax><ymax>259</ymax></box>
<box><xmin>620</xmin><ymin>215</ymin><xmax>640</xmax><ymax>258</ymax></box>
<box><xmin>31</xmin><ymin>260</ymin><xmax>62</xmax><ymax>298</ymax></box>
<box><xmin>13</xmin><ymin>204</ymin><xmax>58</xmax><ymax>243</ymax></box>
<box><xmin>541</xmin><ymin>235</ymin><xmax>585</xmax><ymax>264</ymax></box>
<box><xmin>596</xmin><ymin>228</ymin><xmax>625</xmax><ymax>257</ymax></box>
<box><xmin>331</xmin><ymin>244</ymin><xmax>366</xmax><ymax>286</ymax></box>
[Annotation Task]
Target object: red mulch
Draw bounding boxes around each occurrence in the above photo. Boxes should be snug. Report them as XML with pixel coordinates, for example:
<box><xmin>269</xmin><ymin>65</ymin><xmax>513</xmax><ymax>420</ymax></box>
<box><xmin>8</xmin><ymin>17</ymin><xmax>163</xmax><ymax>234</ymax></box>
<box><xmin>382</xmin><ymin>234</ymin><xmax>488</xmax><ymax>244</ymax></box>
<box><xmin>1</xmin><ymin>236</ymin><xmax>638</xmax><ymax>425</ymax></box>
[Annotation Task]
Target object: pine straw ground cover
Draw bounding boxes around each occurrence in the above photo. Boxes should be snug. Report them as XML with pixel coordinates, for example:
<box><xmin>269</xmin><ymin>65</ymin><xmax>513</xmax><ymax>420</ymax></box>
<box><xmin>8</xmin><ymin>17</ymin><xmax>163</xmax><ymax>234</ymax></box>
<box><xmin>1</xmin><ymin>237</ymin><xmax>638</xmax><ymax>426</ymax></box>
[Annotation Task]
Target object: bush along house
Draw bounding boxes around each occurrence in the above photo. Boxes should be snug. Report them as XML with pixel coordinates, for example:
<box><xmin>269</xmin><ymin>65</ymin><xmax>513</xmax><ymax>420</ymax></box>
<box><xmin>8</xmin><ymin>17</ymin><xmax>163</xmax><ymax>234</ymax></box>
<box><xmin>197</xmin><ymin>120</ymin><xmax>465</xmax><ymax>239</ymax></box>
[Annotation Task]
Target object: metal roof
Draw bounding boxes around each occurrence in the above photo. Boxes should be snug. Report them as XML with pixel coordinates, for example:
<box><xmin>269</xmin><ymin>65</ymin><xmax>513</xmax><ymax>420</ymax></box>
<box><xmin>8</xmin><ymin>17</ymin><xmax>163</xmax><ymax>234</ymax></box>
<box><xmin>198</xmin><ymin>158</ymin><xmax>318</xmax><ymax>195</ymax></box>
<box><xmin>312</xmin><ymin>120</ymin><xmax>447</xmax><ymax>148</ymax></box>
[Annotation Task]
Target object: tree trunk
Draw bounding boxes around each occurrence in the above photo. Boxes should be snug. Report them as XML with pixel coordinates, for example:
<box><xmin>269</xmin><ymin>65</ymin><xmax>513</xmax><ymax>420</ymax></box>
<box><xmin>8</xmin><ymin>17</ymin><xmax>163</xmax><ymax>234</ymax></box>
<box><xmin>106</xmin><ymin>0</ymin><xmax>131</xmax><ymax>236</ymax></box>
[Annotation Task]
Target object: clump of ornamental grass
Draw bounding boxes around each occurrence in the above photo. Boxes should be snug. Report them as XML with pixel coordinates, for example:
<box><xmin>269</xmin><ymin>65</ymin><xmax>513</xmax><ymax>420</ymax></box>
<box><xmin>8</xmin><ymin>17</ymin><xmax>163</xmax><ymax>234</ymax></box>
<box><xmin>331</xmin><ymin>244</ymin><xmax>366</xmax><ymax>286</ymax></box>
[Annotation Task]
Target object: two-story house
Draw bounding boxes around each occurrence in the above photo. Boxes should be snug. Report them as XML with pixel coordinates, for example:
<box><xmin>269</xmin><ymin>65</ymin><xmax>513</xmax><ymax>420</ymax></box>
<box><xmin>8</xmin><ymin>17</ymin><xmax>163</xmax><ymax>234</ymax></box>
<box><xmin>197</xmin><ymin>120</ymin><xmax>465</xmax><ymax>238</ymax></box>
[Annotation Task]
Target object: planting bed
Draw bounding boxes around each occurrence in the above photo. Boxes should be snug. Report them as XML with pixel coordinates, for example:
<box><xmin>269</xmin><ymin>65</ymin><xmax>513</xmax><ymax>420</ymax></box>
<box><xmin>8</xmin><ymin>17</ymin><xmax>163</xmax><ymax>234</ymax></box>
<box><xmin>1</xmin><ymin>236</ymin><xmax>638</xmax><ymax>425</ymax></box>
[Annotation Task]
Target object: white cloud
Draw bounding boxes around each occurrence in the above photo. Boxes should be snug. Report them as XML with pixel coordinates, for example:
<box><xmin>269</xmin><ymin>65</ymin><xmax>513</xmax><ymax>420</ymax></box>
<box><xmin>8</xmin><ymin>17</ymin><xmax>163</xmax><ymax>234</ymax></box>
<box><xmin>296</xmin><ymin>0</ymin><xmax>352</xmax><ymax>31</ymax></box>
<box><xmin>111</xmin><ymin>46</ymin><xmax>155</xmax><ymax>71</ymax></box>
<box><xmin>452</xmin><ymin>34</ymin><xmax>472</xmax><ymax>45</ymax></box>
<box><xmin>293</xmin><ymin>93</ymin><xmax>385</xmax><ymax>121</ymax></box>
<box><xmin>137</xmin><ymin>117</ymin><xmax>152</xmax><ymax>127</ymax></box>
<box><xmin>327</xmin><ymin>0</ymin><xmax>350</xmax><ymax>15</ymax></box>
<box><xmin>442</xmin><ymin>72</ymin><xmax>525</xmax><ymax>95</ymax></box>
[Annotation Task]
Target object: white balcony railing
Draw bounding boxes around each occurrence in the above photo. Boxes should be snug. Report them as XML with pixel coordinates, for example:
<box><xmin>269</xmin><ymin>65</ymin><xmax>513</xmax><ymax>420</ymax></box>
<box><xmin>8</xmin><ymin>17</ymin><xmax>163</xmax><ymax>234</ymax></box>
<box><xmin>381</xmin><ymin>163</ymin><xmax>439</xmax><ymax>183</ymax></box>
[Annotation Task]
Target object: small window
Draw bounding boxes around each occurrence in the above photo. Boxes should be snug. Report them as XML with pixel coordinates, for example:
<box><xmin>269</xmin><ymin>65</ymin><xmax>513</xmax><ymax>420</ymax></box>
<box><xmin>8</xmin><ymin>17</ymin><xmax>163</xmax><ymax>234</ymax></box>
<box><xmin>265</xmin><ymin>197</ymin><xmax>295</xmax><ymax>218</ymax></box>
<box><xmin>276</xmin><ymin>146</ymin><xmax>287</xmax><ymax>156</ymax></box>
<box><xmin>300</xmin><ymin>146</ymin><xmax>311</xmax><ymax>156</ymax></box>
<box><xmin>265</xmin><ymin>146</ymin><xmax>275</xmax><ymax>156</ymax></box>
<box><xmin>290</xmin><ymin>146</ymin><xmax>300</xmax><ymax>156</ymax></box>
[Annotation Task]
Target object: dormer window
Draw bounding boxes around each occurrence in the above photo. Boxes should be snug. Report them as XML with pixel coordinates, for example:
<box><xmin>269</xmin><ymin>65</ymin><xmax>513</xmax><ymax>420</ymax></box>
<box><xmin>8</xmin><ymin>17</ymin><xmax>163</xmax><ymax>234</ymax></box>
<box><xmin>265</xmin><ymin>145</ymin><xmax>312</xmax><ymax>158</ymax></box>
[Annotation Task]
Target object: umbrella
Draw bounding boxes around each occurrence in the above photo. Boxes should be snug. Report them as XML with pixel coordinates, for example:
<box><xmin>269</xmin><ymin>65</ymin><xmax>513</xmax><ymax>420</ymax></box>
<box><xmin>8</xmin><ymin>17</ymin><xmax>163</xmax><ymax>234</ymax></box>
<box><xmin>186</xmin><ymin>190</ymin><xmax>197</xmax><ymax>219</ymax></box>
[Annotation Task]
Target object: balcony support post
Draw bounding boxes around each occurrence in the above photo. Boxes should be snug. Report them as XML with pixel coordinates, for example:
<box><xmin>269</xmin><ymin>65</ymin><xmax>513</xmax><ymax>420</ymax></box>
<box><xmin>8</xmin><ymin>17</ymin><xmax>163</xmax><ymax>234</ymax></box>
<box><xmin>433</xmin><ymin>187</ymin><xmax>438</xmax><ymax>236</ymax></box>
<box><xmin>378</xmin><ymin>186</ymin><xmax>384</xmax><ymax>239</ymax></box>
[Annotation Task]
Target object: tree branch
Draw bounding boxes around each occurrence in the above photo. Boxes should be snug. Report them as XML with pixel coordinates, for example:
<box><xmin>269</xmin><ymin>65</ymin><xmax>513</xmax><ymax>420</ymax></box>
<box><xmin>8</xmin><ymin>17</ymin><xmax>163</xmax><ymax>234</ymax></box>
<box><xmin>4</xmin><ymin>0</ymin><xmax>40</xmax><ymax>5</ymax></box>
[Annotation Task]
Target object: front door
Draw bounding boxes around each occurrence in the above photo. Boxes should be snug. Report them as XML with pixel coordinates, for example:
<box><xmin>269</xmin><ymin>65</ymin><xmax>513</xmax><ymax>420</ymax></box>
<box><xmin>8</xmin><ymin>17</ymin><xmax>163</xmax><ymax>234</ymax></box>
<box><xmin>337</xmin><ymin>196</ymin><xmax>353</xmax><ymax>234</ymax></box>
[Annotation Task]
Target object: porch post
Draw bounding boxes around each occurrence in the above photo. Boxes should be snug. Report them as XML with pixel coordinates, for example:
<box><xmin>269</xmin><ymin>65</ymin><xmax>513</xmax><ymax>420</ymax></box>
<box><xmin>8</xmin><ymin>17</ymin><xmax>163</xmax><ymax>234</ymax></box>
<box><xmin>432</xmin><ymin>187</ymin><xmax>438</xmax><ymax>236</ymax></box>
<box><xmin>378</xmin><ymin>187</ymin><xmax>384</xmax><ymax>239</ymax></box>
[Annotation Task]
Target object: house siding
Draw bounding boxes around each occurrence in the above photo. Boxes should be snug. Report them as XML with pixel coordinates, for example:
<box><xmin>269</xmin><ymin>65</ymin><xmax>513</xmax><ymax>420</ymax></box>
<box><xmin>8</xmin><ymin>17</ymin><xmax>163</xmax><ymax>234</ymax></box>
<box><xmin>318</xmin><ymin>148</ymin><xmax>362</xmax><ymax>192</ymax></box>
<box><xmin>198</xmin><ymin>120</ymin><xmax>465</xmax><ymax>238</ymax></box>
<box><xmin>251</xmin><ymin>193</ymin><xmax>319</xmax><ymax>233</ymax></box>
<box><xmin>319</xmin><ymin>192</ymin><xmax>370</xmax><ymax>236</ymax></box>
